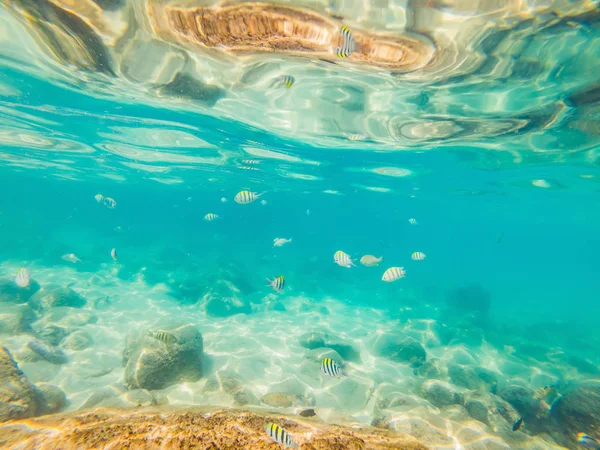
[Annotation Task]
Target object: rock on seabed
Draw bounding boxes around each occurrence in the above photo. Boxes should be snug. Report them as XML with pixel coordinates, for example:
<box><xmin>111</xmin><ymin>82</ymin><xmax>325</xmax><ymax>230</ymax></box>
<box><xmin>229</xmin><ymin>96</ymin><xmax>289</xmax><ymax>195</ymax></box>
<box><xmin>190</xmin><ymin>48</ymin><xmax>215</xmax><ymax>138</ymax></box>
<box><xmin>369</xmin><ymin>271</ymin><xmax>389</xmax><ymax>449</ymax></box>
<box><xmin>0</xmin><ymin>406</ymin><xmax>428</xmax><ymax>449</ymax></box>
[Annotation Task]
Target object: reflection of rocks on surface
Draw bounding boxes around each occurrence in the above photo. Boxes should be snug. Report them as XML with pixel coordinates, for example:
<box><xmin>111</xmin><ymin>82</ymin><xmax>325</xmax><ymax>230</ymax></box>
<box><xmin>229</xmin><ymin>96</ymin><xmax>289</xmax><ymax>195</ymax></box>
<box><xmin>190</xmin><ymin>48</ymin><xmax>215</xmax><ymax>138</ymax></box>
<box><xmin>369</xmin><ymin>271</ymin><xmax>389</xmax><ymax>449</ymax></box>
<box><xmin>123</xmin><ymin>324</ymin><xmax>203</xmax><ymax>390</ymax></box>
<box><xmin>0</xmin><ymin>406</ymin><xmax>428</xmax><ymax>449</ymax></box>
<box><xmin>28</xmin><ymin>285</ymin><xmax>87</xmax><ymax>310</ymax></box>
<box><xmin>299</xmin><ymin>331</ymin><xmax>361</xmax><ymax>362</ymax></box>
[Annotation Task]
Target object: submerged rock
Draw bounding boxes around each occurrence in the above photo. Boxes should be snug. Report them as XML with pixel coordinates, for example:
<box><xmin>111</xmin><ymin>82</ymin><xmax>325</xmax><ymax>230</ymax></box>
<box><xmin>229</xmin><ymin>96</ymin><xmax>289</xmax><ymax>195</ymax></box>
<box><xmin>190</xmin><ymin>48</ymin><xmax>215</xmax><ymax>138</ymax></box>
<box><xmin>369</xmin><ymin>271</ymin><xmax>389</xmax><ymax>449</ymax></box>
<box><xmin>416</xmin><ymin>358</ymin><xmax>448</xmax><ymax>380</ymax></box>
<box><xmin>201</xmin><ymin>280</ymin><xmax>251</xmax><ymax>317</ymax></box>
<box><xmin>123</xmin><ymin>324</ymin><xmax>203</xmax><ymax>390</ymax></box>
<box><xmin>201</xmin><ymin>370</ymin><xmax>258</xmax><ymax>407</ymax></box>
<box><xmin>299</xmin><ymin>331</ymin><xmax>360</xmax><ymax>363</ymax></box>
<box><xmin>28</xmin><ymin>285</ymin><xmax>87</xmax><ymax>311</ymax></box>
<box><xmin>448</xmin><ymin>363</ymin><xmax>498</xmax><ymax>392</ymax></box>
<box><xmin>419</xmin><ymin>380</ymin><xmax>462</xmax><ymax>407</ymax></box>
<box><xmin>0</xmin><ymin>406</ymin><xmax>428</xmax><ymax>449</ymax></box>
<box><xmin>27</xmin><ymin>340</ymin><xmax>69</xmax><ymax>365</ymax></box>
<box><xmin>550</xmin><ymin>381</ymin><xmax>600</xmax><ymax>448</ymax></box>
<box><xmin>0</xmin><ymin>304</ymin><xmax>37</xmax><ymax>335</ymax></box>
<box><xmin>61</xmin><ymin>331</ymin><xmax>94</xmax><ymax>351</ymax></box>
<box><xmin>33</xmin><ymin>324</ymin><xmax>71</xmax><ymax>346</ymax></box>
<box><xmin>374</xmin><ymin>335</ymin><xmax>427</xmax><ymax>367</ymax></box>
<box><xmin>36</xmin><ymin>383</ymin><xmax>68</xmax><ymax>415</ymax></box>
<box><xmin>0</xmin><ymin>278</ymin><xmax>40</xmax><ymax>304</ymax></box>
<box><xmin>0</xmin><ymin>347</ymin><xmax>42</xmax><ymax>422</ymax></box>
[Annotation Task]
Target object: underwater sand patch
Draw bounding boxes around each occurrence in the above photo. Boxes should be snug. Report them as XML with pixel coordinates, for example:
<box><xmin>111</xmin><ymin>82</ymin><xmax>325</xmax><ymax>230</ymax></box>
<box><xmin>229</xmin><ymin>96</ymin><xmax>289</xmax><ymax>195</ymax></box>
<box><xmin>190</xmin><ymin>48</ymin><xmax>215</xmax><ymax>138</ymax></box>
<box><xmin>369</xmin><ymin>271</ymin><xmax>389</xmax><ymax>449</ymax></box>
<box><xmin>0</xmin><ymin>405</ymin><xmax>428</xmax><ymax>449</ymax></box>
<box><xmin>146</xmin><ymin>2</ymin><xmax>435</xmax><ymax>72</ymax></box>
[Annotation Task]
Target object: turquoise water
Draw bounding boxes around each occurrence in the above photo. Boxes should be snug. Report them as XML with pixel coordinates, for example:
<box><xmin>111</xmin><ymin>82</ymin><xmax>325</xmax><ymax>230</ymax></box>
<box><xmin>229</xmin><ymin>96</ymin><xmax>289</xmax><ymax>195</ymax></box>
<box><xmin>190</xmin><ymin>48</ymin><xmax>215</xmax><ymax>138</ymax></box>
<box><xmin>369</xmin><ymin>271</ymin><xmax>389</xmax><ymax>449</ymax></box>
<box><xmin>1</xmin><ymin>1</ymin><xmax>600</xmax><ymax>449</ymax></box>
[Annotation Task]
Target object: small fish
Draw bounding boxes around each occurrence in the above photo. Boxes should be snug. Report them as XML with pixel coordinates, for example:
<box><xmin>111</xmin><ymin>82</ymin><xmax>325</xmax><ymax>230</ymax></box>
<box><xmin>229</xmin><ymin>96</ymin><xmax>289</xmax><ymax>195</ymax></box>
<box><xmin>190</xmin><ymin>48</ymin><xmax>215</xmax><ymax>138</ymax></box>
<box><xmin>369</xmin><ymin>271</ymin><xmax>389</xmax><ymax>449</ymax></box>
<box><xmin>260</xmin><ymin>199</ymin><xmax>268</xmax><ymax>206</ymax></box>
<box><xmin>148</xmin><ymin>330</ymin><xmax>178</xmax><ymax>345</ymax></box>
<box><xmin>264</xmin><ymin>423</ymin><xmax>298</xmax><ymax>449</ymax></box>
<box><xmin>321</xmin><ymin>357</ymin><xmax>344</xmax><ymax>377</ymax></box>
<box><xmin>299</xmin><ymin>408</ymin><xmax>316</xmax><ymax>417</ymax></box>
<box><xmin>408</xmin><ymin>218</ymin><xmax>418</xmax><ymax>225</ymax></box>
<box><xmin>347</xmin><ymin>134</ymin><xmax>366</xmax><ymax>141</ymax></box>
<box><xmin>360</xmin><ymin>255</ymin><xmax>382</xmax><ymax>267</ymax></box>
<box><xmin>512</xmin><ymin>417</ymin><xmax>524</xmax><ymax>432</ymax></box>
<box><xmin>411</xmin><ymin>252</ymin><xmax>426</xmax><ymax>261</ymax></box>
<box><xmin>274</xmin><ymin>238</ymin><xmax>292</xmax><ymax>247</ymax></box>
<box><xmin>336</xmin><ymin>25</ymin><xmax>356</xmax><ymax>58</ymax></box>
<box><xmin>578</xmin><ymin>433</ymin><xmax>600</xmax><ymax>449</ymax></box>
<box><xmin>94</xmin><ymin>194</ymin><xmax>104</xmax><ymax>202</ymax></box>
<box><xmin>306</xmin><ymin>209</ymin><xmax>311</xmax><ymax>216</ymax></box>
<box><xmin>261</xmin><ymin>392</ymin><xmax>294</xmax><ymax>408</ymax></box>
<box><xmin>110</xmin><ymin>248</ymin><xmax>118</xmax><ymax>261</ymax></box>
<box><xmin>240</xmin><ymin>165</ymin><xmax>261</xmax><ymax>171</ymax></box>
<box><xmin>62</xmin><ymin>253</ymin><xmax>82</xmax><ymax>263</ymax></box>
<box><xmin>334</xmin><ymin>250</ymin><xmax>355</xmax><ymax>268</ymax></box>
<box><xmin>14</xmin><ymin>268</ymin><xmax>30</xmax><ymax>288</ymax></box>
<box><xmin>242</xmin><ymin>159</ymin><xmax>261</xmax><ymax>165</ymax></box>
<box><xmin>204</xmin><ymin>213</ymin><xmax>219</xmax><ymax>221</ymax></box>
<box><xmin>221</xmin><ymin>197</ymin><xmax>227</xmax><ymax>203</ymax></box>
<box><xmin>533</xmin><ymin>385</ymin><xmax>557</xmax><ymax>401</ymax></box>
<box><xmin>234</xmin><ymin>190</ymin><xmax>260</xmax><ymax>204</ymax></box>
<box><xmin>271</xmin><ymin>75</ymin><xmax>295</xmax><ymax>89</ymax></box>
<box><xmin>267</xmin><ymin>276</ymin><xmax>285</xmax><ymax>293</ymax></box>
<box><xmin>382</xmin><ymin>267</ymin><xmax>406</xmax><ymax>282</ymax></box>
<box><xmin>104</xmin><ymin>197</ymin><xmax>117</xmax><ymax>209</ymax></box>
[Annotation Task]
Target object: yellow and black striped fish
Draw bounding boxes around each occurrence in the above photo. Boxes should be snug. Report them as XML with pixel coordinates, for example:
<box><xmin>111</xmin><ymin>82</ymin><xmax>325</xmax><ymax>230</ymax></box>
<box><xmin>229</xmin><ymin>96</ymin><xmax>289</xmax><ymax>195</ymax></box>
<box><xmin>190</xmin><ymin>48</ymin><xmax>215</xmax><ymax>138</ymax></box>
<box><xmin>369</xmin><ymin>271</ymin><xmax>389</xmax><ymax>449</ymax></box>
<box><xmin>204</xmin><ymin>213</ymin><xmax>219</xmax><ymax>221</ymax></box>
<box><xmin>335</xmin><ymin>25</ymin><xmax>355</xmax><ymax>58</ymax></box>
<box><xmin>267</xmin><ymin>275</ymin><xmax>285</xmax><ymax>293</ymax></box>
<box><xmin>148</xmin><ymin>330</ymin><xmax>178</xmax><ymax>345</ymax></box>
<box><xmin>533</xmin><ymin>385</ymin><xmax>557</xmax><ymax>400</ymax></box>
<box><xmin>234</xmin><ymin>190</ymin><xmax>260</xmax><ymax>204</ymax></box>
<box><xmin>264</xmin><ymin>423</ymin><xmax>298</xmax><ymax>449</ymax></box>
<box><xmin>271</xmin><ymin>75</ymin><xmax>295</xmax><ymax>89</ymax></box>
<box><xmin>321</xmin><ymin>357</ymin><xmax>344</xmax><ymax>377</ymax></box>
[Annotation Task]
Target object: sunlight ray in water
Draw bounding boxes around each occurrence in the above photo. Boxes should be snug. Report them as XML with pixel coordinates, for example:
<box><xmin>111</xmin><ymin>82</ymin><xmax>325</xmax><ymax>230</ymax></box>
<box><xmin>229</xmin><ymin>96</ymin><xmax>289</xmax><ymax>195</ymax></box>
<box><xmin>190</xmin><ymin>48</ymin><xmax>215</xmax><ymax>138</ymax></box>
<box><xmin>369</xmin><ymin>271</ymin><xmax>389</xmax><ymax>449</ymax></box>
<box><xmin>0</xmin><ymin>0</ymin><xmax>599</xmax><ymax>449</ymax></box>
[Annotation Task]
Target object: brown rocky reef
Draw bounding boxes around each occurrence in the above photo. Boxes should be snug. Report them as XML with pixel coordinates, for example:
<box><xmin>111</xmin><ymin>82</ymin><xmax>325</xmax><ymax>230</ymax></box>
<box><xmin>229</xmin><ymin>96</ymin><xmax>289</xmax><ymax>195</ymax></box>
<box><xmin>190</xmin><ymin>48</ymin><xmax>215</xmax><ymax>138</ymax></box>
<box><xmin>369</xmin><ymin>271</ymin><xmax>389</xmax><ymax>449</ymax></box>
<box><xmin>0</xmin><ymin>405</ymin><xmax>429</xmax><ymax>449</ymax></box>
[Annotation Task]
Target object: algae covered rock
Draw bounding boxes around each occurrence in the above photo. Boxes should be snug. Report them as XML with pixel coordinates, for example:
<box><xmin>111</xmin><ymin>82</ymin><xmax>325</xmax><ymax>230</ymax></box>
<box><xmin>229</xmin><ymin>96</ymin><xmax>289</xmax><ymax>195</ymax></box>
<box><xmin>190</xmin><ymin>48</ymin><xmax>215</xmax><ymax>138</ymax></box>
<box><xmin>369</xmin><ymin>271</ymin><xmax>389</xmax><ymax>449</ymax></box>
<box><xmin>61</xmin><ymin>331</ymin><xmax>94</xmax><ymax>351</ymax></box>
<box><xmin>299</xmin><ymin>331</ymin><xmax>360</xmax><ymax>362</ymax></box>
<box><xmin>0</xmin><ymin>304</ymin><xmax>37</xmax><ymax>335</ymax></box>
<box><xmin>123</xmin><ymin>324</ymin><xmax>203</xmax><ymax>390</ymax></box>
<box><xmin>28</xmin><ymin>285</ymin><xmax>87</xmax><ymax>310</ymax></box>
<box><xmin>27</xmin><ymin>339</ymin><xmax>69</xmax><ymax>365</ymax></box>
<box><xmin>374</xmin><ymin>335</ymin><xmax>427</xmax><ymax>367</ymax></box>
<box><xmin>419</xmin><ymin>379</ymin><xmax>462</xmax><ymax>407</ymax></box>
<box><xmin>0</xmin><ymin>347</ymin><xmax>42</xmax><ymax>422</ymax></box>
<box><xmin>37</xmin><ymin>383</ymin><xmax>68</xmax><ymax>415</ymax></box>
<box><xmin>448</xmin><ymin>363</ymin><xmax>498</xmax><ymax>392</ymax></box>
<box><xmin>0</xmin><ymin>278</ymin><xmax>40</xmax><ymax>304</ymax></box>
<box><xmin>201</xmin><ymin>369</ymin><xmax>258</xmax><ymax>407</ymax></box>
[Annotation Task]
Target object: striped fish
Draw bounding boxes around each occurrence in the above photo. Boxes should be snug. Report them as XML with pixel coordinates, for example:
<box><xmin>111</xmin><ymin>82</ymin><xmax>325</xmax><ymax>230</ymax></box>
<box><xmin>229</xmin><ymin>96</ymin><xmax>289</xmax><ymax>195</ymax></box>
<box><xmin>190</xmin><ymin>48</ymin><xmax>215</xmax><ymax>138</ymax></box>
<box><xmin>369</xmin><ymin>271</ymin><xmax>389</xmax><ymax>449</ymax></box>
<box><xmin>335</xmin><ymin>25</ymin><xmax>355</xmax><ymax>58</ymax></box>
<box><xmin>578</xmin><ymin>433</ymin><xmax>600</xmax><ymax>449</ymax></box>
<box><xmin>267</xmin><ymin>275</ymin><xmax>285</xmax><ymax>293</ymax></box>
<box><xmin>242</xmin><ymin>159</ymin><xmax>261</xmax><ymax>165</ymax></box>
<box><xmin>111</xmin><ymin>248</ymin><xmax>118</xmax><ymax>261</ymax></box>
<box><xmin>204</xmin><ymin>213</ymin><xmax>219</xmax><ymax>221</ymax></box>
<box><xmin>14</xmin><ymin>268</ymin><xmax>30</xmax><ymax>288</ymax></box>
<box><xmin>533</xmin><ymin>385</ymin><xmax>557</xmax><ymax>400</ymax></box>
<box><xmin>382</xmin><ymin>267</ymin><xmax>406</xmax><ymax>282</ymax></box>
<box><xmin>264</xmin><ymin>423</ymin><xmax>298</xmax><ymax>449</ymax></box>
<box><xmin>334</xmin><ymin>250</ymin><xmax>355</xmax><ymax>268</ymax></box>
<box><xmin>104</xmin><ymin>197</ymin><xmax>117</xmax><ymax>209</ymax></box>
<box><xmin>94</xmin><ymin>193</ymin><xmax>104</xmax><ymax>202</ymax></box>
<box><xmin>321</xmin><ymin>357</ymin><xmax>344</xmax><ymax>377</ymax></box>
<box><xmin>408</xmin><ymin>218</ymin><xmax>418</xmax><ymax>225</ymax></box>
<box><xmin>234</xmin><ymin>190</ymin><xmax>260</xmax><ymax>204</ymax></box>
<box><xmin>411</xmin><ymin>252</ymin><xmax>426</xmax><ymax>261</ymax></box>
<box><xmin>148</xmin><ymin>330</ymin><xmax>178</xmax><ymax>345</ymax></box>
<box><xmin>271</xmin><ymin>75</ymin><xmax>295</xmax><ymax>89</ymax></box>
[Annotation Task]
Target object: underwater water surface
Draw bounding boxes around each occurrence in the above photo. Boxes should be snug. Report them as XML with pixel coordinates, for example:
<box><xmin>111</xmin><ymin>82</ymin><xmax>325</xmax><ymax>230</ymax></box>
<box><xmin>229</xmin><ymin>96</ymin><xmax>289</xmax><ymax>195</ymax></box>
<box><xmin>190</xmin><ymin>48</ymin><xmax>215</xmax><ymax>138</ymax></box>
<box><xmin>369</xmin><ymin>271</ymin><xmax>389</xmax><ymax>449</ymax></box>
<box><xmin>1</xmin><ymin>1</ymin><xmax>600</xmax><ymax>449</ymax></box>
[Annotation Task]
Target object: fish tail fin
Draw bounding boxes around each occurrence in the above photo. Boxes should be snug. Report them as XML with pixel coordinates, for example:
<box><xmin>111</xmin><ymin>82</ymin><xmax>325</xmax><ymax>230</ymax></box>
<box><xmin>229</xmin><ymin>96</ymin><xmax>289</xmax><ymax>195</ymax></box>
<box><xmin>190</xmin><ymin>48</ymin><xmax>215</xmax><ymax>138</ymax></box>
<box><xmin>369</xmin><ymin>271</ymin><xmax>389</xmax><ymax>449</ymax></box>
<box><xmin>266</xmin><ymin>278</ymin><xmax>272</xmax><ymax>286</ymax></box>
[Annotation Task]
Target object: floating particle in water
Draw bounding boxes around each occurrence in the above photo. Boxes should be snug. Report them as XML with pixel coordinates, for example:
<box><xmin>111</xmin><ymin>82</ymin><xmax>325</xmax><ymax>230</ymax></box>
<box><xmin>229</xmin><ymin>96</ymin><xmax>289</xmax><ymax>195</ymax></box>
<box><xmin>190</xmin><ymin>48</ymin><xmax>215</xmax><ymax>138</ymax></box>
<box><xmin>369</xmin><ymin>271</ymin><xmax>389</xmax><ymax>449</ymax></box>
<box><xmin>261</xmin><ymin>199</ymin><xmax>268</xmax><ymax>205</ymax></box>
<box><xmin>270</xmin><ymin>75</ymin><xmax>295</xmax><ymax>89</ymax></box>
<box><xmin>334</xmin><ymin>250</ymin><xmax>355</xmax><ymax>268</ymax></box>
<box><xmin>532</xmin><ymin>179</ymin><xmax>551</xmax><ymax>188</ymax></box>
<box><xmin>264</xmin><ymin>423</ymin><xmax>298</xmax><ymax>449</ymax></box>
<box><xmin>104</xmin><ymin>197</ymin><xmax>117</xmax><ymax>208</ymax></box>
<box><xmin>14</xmin><ymin>268</ymin><xmax>30</xmax><ymax>288</ymax></box>
<box><xmin>408</xmin><ymin>218</ymin><xmax>418</xmax><ymax>225</ymax></box>
<box><xmin>382</xmin><ymin>267</ymin><xmax>406</xmax><ymax>282</ymax></box>
<box><xmin>267</xmin><ymin>275</ymin><xmax>285</xmax><ymax>293</ymax></box>
<box><xmin>221</xmin><ymin>197</ymin><xmax>227</xmax><ymax>203</ymax></box>
<box><xmin>411</xmin><ymin>252</ymin><xmax>426</xmax><ymax>261</ymax></box>
<box><xmin>204</xmin><ymin>213</ymin><xmax>219</xmax><ymax>221</ymax></box>
<box><xmin>373</xmin><ymin>167</ymin><xmax>412</xmax><ymax>177</ymax></box>
<box><xmin>321</xmin><ymin>357</ymin><xmax>344</xmax><ymax>377</ymax></box>
<box><xmin>336</xmin><ymin>25</ymin><xmax>356</xmax><ymax>58</ymax></box>
<box><xmin>94</xmin><ymin>193</ymin><xmax>104</xmax><ymax>202</ymax></box>
<box><xmin>111</xmin><ymin>248</ymin><xmax>118</xmax><ymax>261</ymax></box>
<box><xmin>234</xmin><ymin>190</ymin><xmax>260</xmax><ymax>204</ymax></box>
<box><xmin>273</xmin><ymin>238</ymin><xmax>292</xmax><ymax>247</ymax></box>
<box><xmin>306</xmin><ymin>209</ymin><xmax>311</xmax><ymax>216</ymax></box>
<box><xmin>62</xmin><ymin>253</ymin><xmax>82</xmax><ymax>263</ymax></box>
<box><xmin>360</xmin><ymin>255</ymin><xmax>382</xmax><ymax>267</ymax></box>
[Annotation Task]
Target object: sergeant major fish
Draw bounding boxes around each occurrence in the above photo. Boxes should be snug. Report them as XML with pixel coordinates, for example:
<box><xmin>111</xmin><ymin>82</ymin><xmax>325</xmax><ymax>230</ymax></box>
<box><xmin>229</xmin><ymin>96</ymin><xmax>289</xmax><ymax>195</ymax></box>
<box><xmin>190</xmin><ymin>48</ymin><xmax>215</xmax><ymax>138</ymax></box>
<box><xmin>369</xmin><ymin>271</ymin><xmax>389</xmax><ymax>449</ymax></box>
<box><xmin>334</xmin><ymin>250</ymin><xmax>355</xmax><ymax>268</ymax></box>
<box><xmin>204</xmin><ymin>213</ymin><xmax>219</xmax><ymax>221</ymax></box>
<box><xmin>234</xmin><ymin>190</ymin><xmax>261</xmax><ymax>204</ymax></box>
<box><xmin>264</xmin><ymin>423</ymin><xmax>298</xmax><ymax>449</ymax></box>
<box><xmin>411</xmin><ymin>252</ymin><xmax>426</xmax><ymax>261</ymax></box>
<box><xmin>321</xmin><ymin>357</ymin><xmax>344</xmax><ymax>377</ymax></box>
<box><xmin>382</xmin><ymin>267</ymin><xmax>406</xmax><ymax>282</ymax></box>
<box><xmin>336</xmin><ymin>25</ymin><xmax>356</xmax><ymax>58</ymax></box>
<box><xmin>267</xmin><ymin>275</ymin><xmax>285</xmax><ymax>293</ymax></box>
<box><xmin>148</xmin><ymin>330</ymin><xmax>178</xmax><ymax>345</ymax></box>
